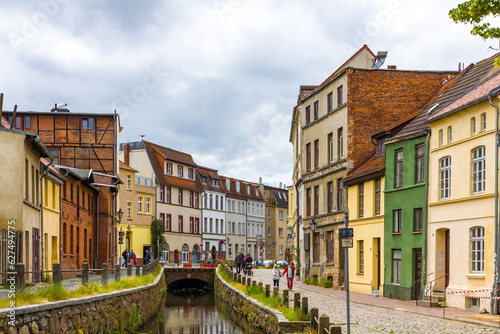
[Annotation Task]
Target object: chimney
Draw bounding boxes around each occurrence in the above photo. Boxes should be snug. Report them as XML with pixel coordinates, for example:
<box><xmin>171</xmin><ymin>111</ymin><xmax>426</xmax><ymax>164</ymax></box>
<box><xmin>259</xmin><ymin>177</ymin><xmax>262</xmax><ymax>184</ymax></box>
<box><xmin>124</xmin><ymin>143</ymin><xmax>130</xmax><ymax>166</ymax></box>
<box><xmin>387</xmin><ymin>65</ymin><xmax>397</xmax><ymax>70</ymax></box>
<box><xmin>279</xmin><ymin>182</ymin><xmax>282</xmax><ymax>189</ymax></box>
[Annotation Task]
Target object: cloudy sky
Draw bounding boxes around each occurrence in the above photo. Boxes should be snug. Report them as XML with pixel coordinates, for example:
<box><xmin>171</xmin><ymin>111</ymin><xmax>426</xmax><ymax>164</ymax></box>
<box><xmin>1</xmin><ymin>0</ymin><xmax>498</xmax><ymax>186</ymax></box>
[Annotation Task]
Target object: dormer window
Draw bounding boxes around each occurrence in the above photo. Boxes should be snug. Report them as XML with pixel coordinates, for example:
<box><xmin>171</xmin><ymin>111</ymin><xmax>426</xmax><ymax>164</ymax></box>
<box><xmin>236</xmin><ymin>182</ymin><xmax>240</xmax><ymax>192</ymax></box>
<box><xmin>178</xmin><ymin>165</ymin><xmax>183</xmax><ymax>177</ymax></box>
<box><xmin>256</xmin><ymin>188</ymin><xmax>259</xmax><ymax>196</ymax></box>
<box><xmin>226</xmin><ymin>179</ymin><xmax>230</xmax><ymax>189</ymax></box>
<box><xmin>247</xmin><ymin>185</ymin><xmax>250</xmax><ymax>194</ymax></box>
<box><xmin>165</xmin><ymin>162</ymin><xmax>172</xmax><ymax>175</ymax></box>
<box><xmin>376</xmin><ymin>139</ymin><xmax>385</xmax><ymax>158</ymax></box>
<box><xmin>202</xmin><ymin>176</ymin><xmax>206</xmax><ymax>184</ymax></box>
<box><xmin>188</xmin><ymin>168</ymin><xmax>194</xmax><ymax>180</ymax></box>
<box><xmin>212</xmin><ymin>179</ymin><xmax>219</xmax><ymax>187</ymax></box>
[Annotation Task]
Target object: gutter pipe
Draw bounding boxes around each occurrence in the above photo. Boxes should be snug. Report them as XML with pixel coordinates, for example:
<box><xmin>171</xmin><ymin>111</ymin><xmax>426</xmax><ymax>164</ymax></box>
<box><xmin>423</xmin><ymin>129</ymin><xmax>431</xmax><ymax>299</ymax></box>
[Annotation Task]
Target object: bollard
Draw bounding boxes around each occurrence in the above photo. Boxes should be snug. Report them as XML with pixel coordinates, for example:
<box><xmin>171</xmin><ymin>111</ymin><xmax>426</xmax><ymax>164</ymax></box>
<box><xmin>273</xmin><ymin>287</ymin><xmax>279</xmax><ymax>297</ymax></box>
<box><xmin>258</xmin><ymin>282</ymin><xmax>263</xmax><ymax>290</ymax></box>
<box><xmin>82</xmin><ymin>263</ymin><xmax>89</xmax><ymax>285</ymax></box>
<box><xmin>52</xmin><ymin>263</ymin><xmax>62</xmax><ymax>284</ymax></box>
<box><xmin>102</xmin><ymin>264</ymin><xmax>108</xmax><ymax>285</ymax></box>
<box><xmin>242</xmin><ymin>276</ymin><xmax>246</xmax><ymax>285</ymax></box>
<box><xmin>136</xmin><ymin>266</ymin><xmax>140</xmax><ymax>277</ymax></box>
<box><xmin>265</xmin><ymin>284</ymin><xmax>270</xmax><ymax>297</ymax></box>
<box><xmin>283</xmin><ymin>289</ymin><xmax>289</xmax><ymax>307</ymax></box>
<box><xmin>302</xmin><ymin>296</ymin><xmax>308</xmax><ymax>315</ymax></box>
<box><xmin>127</xmin><ymin>264</ymin><xmax>132</xmax><ymax>277</ymax></box>
<box><xmin>247</xmin><ymin>278</ymin><xmax>251</xmax><ymax>287</ymax></box>
<box><xmin>294</xmin><ymin>292</ymin><xmax>300</xmax><ymax>309</ymax></box>
<box><xmin>115</xmin><ymin>264</ymin><xmax>120</xmax><ymax>281</ymax></box>
<box><xmin>15</xmin><ymin>263</ymin><xmax>25</xmax><ymax>291</ymax></box>
<box><xmin>237</xmin><ymin>274</ymin><xmax>241</xmax><ymax>283</ymax></box>
<box><xmin>329</xmin><ymin>325</ymin><xmax>342</xmax><ymax>334</ymax></box>
<box><xmin>319</xmin><ymin>314</ymin><xmax>329</xmax><ymax>334</ymax></box>
<box><xmin>310</xmin><ymin>307</ymin><xmax>319</xmax><ymax>330</ymax></box>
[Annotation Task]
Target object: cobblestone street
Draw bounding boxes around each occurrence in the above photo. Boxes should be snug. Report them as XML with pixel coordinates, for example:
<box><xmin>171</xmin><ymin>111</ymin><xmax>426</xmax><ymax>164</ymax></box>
<box><xmin>248</xmin><ymin>269</ymin><xmax>500</xmax><ymax>333</ymax></box>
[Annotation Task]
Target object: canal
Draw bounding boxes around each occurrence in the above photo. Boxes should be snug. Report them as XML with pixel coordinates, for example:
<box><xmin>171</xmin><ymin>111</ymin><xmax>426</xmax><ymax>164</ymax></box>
<box><xmin>142</xmin><ymin>287</ymin><xmax>246</xmax><ymax>333</ymax></box>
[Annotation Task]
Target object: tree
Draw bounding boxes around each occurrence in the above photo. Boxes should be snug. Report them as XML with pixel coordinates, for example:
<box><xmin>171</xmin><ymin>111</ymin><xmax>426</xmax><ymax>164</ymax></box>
<box><xmin>151</xmin><ymin>218</ymin><xmax>166</xmax><ymax>260</ymax></box>
<box><xmin>449</xmin><ymin>0</ymin><xmax>500</xmax><ymax>65</ymax></box>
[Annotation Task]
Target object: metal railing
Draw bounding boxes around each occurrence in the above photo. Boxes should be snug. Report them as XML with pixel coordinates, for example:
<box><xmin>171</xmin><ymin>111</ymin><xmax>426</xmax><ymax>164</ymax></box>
<box><xmin>411</xmin><ymin>272</ymin><xmax>433</xmax><ymax>301</ymax></box>
<box><xmin>424</xmin><ymin>273</ymin><xmax>449</xmax><ymax>309</ymax></box>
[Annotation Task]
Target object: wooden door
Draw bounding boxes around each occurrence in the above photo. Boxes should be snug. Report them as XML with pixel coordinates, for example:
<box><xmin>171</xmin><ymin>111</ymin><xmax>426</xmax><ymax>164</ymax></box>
<box><xmin>414</xmin><ymin>249</ymin><xmax>422</xmax><ymax>300</ymax></box>
<box><xmin>32</xmin><ymin>228</ymin><xmax>40</xmax><ymax>283</ymax></box>
<box><xmin>445</xmin><ymin>230</ymin><xmax>450</xmax><ymax>288</ymax></box>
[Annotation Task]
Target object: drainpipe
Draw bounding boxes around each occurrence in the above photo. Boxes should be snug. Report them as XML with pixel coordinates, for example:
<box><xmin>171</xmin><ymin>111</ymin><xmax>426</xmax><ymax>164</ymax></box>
<box><xmin>422</xmin><ymin>129</ymin><xmax>431</xmax><ymax>299</ymax></box>
<box><xmin>292</xmin><ymin>118</ymin><xmax>301</xmax><ymax>278</ymax></box>
<box><xmin>95</xmin><ymin>190</ymin><xmax>100</xmax><ymax>268</ymax></box>
<box><xmin>111</xmin><ymin>177</ymin><xmax>121</xmax><ymax>268</ymax></box>
<box><xmin>488</xmin><ymin>89</ymin><xmax>500</xmax><ymax>314</ymax></box>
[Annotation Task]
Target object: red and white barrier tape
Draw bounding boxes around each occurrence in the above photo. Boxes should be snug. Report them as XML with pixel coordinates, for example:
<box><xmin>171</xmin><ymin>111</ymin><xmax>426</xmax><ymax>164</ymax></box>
<box><xmin>445</xmin><ymin>288</ymin><xmax>497</xmax><ymax>295</ymax></box>
<box><xmin>464</xmin><ymin>295</ymin><xmax>500</xmax><ymax>300</ymax></box>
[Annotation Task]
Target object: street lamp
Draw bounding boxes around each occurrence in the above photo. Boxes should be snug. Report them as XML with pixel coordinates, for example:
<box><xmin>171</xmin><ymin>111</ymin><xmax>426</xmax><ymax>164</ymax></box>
<box><xmin>117</xmin><ymin>208</ymin><xmax>124</xmax><ymax>267</ymax></box>
<box><xmin>117</xmin><ymin>208</ymin><xmax>123</xmax><ymax>222</ymax></box>
<box><xmin>310</xmin><ymin>219</ymin><xmax>317</xmax><ymax>232</ymax></box>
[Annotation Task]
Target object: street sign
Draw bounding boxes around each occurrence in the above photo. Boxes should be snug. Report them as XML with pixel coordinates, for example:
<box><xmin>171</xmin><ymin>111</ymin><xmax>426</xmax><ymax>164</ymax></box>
<box><xmin>219</xmin><ymin>240</ymin><xmax>224</xmax><ymax>245</ymax></box>
<box><xmin>272</xmin><ymin>242</ymin><xmax>277</xmax><ymax>246</ymax></box>
<box><xmin>287</xmin><ymin>233</ymin><xmax>293</xmax><ymax>238</ymax></box>
<box><xmin>272</xmin><ymin>245</ymin><xmax>276</xmax><ymax>250</ymax></box>
<box><xmin>339</xmin><ymin>228</ymin><xmax>354</xmax><ymax>238</ymax></box>
<box><xmin>341</xmin><ymin>238</ymin><xmax>353</xmax><ymax>248</ymax></box>
<box><xmin>118</xmin><ymin>236</ymin><xmax>123</xmax><ymax>245</ymax></box>
<box><xmin>119</xmin><ymin>231</ymin><xmax>124</xmax><ymax>237</ymax></box>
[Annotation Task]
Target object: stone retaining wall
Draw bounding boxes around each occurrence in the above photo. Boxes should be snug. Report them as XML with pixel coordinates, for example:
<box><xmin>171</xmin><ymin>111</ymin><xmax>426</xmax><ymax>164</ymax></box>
<box><xmin>0</xmin><ymin>268</ymin><xmax>165</xmax><ymax>334</ymax></box>
<box><xmin>214</xmin><ymin>269</ymin><xmax>309</xmax><ymax>334</ymax></box>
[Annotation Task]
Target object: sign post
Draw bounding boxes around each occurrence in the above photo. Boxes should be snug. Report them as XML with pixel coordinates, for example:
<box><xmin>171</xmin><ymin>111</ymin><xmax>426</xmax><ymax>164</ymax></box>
<box><xmin>339</xmin><ymin>224</ymin><xmax>353</xmax><ymax>334</ymax></box>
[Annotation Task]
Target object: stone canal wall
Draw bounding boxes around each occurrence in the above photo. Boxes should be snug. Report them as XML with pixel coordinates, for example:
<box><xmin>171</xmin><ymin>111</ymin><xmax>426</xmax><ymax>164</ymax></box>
<box><xmin>0</xmin><ymin>268</ymin><xmax>165</xmax><ymax>334</ymax></box>
<box><xmin>214</xmin><ymin>269</ymin><xmax>308</xmax><ymax>334</ymax></box>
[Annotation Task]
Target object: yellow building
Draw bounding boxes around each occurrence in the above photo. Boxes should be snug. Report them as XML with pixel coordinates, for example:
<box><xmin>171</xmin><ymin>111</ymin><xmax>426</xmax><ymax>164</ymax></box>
<box><xmin>262</xmin><ymin>185</ymin><xmax>289</xmax><ymax>262</ymax></box>
<box><xmin>118</xmin><ymin>161</ymin><xmax>156</xmax><ymax>266</ymax></box>
<box><xmin>426</xmin><ymin>56</ymin><xmax>499</xmax><ymax>312</ymax></box>
<box><xmin>0</xmin><ymin>121</ymin><xmax>54</xmax><ymax>283</ymax></box>
<box><xmin>344</xmin><ymin>152</ymin><xmax>385</xmax><ymax>295</ymax></box>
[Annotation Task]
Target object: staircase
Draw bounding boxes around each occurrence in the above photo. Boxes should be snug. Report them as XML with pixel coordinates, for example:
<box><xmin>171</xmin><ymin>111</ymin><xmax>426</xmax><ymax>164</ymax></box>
<box><xmin>417</xmin><ymin>291</ymin><xmax>446</xmax><ymax>308</ymax></box>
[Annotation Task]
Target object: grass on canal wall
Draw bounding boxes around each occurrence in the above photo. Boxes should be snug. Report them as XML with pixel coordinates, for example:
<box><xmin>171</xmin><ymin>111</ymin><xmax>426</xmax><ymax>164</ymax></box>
<box><xmin>0</xmin><ymin>265</ymin><xmax>162</xmax><ymax>309</ymax></box>
<box><xmin>218</xmin><ymin>267</ymin><xmax>309</xmax><ymax>322</ymax></box>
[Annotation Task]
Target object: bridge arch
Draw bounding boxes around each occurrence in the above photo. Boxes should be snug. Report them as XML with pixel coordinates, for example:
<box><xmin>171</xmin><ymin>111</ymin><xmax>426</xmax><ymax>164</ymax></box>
<box><xmin>164</xmin><ymin>268</ymin><xmax>215</xmax><ymax>286</ymax></box>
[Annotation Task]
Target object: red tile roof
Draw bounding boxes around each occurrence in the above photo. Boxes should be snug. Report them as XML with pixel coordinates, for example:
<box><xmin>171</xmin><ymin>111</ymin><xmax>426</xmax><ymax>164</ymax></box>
<box><xmin>119</xmin><ymin>161</ymin><xmax>138</xmax><ymax>173</ymax></box>
<box><xmin>1</xmin><ymin>117</ymin><xmax>9</xmax><ymax>128</ymax></box>
<box><xmin>220</xmin><ymin>176</ymin><xmax>264</xmax><ymax>201</ymax></box>
<box><xmin>346</xmin><ymin>149</ymin><xmax>385</xmax><ymax>181</ymax></box>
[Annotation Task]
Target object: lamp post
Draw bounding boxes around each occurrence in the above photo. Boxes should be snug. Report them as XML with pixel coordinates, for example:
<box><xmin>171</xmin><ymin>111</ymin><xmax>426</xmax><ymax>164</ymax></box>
<box><xmin>309</xmin><ymin>220</ymin><xmax>317</xmax><ymax>276</ymax></box>
<box><xmin>117</xmin><ymin>208</ymin><xmax>123</xmax><ymax>267</ymax></box>
<box><xmin>226</xmin><ymin>236</ymin><xmax>230</xmax><ymax>259</ymax></box>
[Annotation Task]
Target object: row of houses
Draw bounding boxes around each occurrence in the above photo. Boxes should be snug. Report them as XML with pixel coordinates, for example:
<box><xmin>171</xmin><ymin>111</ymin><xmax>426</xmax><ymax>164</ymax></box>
<box><xmin>287</xmin><ymin>45</ymin><xmax>500</xmax><ymax>312</ymax></box>
<box><xmin>119</xmin><ymin>141</ymin><xmax>290</xmax><ymax>265</ymax></box>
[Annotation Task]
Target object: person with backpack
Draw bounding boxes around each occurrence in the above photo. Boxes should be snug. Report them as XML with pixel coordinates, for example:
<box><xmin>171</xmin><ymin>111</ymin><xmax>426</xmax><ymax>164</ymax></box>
<box><xmin>122</xmin><ymin>249</ymin><xmax>129</xmax><ymax>267</ymax></box>
<box><xmin>282</xmin><ymin>261</ymin><xmax>296</xmax><ymax>291</ymax></box>
<box><xmin>129</xmin><ymin>249</ymin><xmax>135</xmax><ymax>267</ymax></box>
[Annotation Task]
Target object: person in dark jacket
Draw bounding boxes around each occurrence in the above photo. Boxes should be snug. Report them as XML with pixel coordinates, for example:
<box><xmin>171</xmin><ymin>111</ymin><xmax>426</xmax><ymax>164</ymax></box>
<box><xmin>235</xmin><ymin>251</ymin><xmax>243</xmax><ymax>273</ymax></box>
<box><xmin>144</xmin><ymin>249</ymin><xmax>151</xmax><ymax>265</ymax></box>
<box><xmin>245</xmin><ymin>254</ymin><xmax>253</xmax><ymax>275</ymax></box>
<box><xmin>122</xmin><ymin>249</ymin><xmax>129</xmax><ymax>267</ymax></box>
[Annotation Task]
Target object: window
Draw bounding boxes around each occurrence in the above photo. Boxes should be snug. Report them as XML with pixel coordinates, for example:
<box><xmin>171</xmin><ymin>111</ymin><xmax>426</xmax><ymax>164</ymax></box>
<box><xmin>190</xmin><ymin>191</ymin><xmax>194</xmax><ymax>207</ymax></box>
<box><xmin>166</xmin><ymin>162</ymin><xmax>172</xmax><ymax>175</ymax></box>
<box><xmin>439</xmin><ymin>156</ymin><xmax>451</xmax><ymax>200</ymax></box>
<box><xmin>392</xmin><ymin>249</ymin><xmax>402</xmax><ymax>283</ymax></box>
<box><xmin>181</xmin><ymin>244</ymin><xmax>189</xmax><ymax>263</ymax></box>
<box><xmin>358</xmin><ymin>184</ymin><xmax>364</xmax><ymax>217</ymax></box>
<box><xmin>70</xmin><ymin>225</ymin><xmax>74</xmax><ymax>254</ymax></box>
<box><xmin>327</xmin><ymin>92</ymin><xmax>333</xmax><ymax>111</ymax></box>
<box><xmin>48</xmin><ymin>149</ymin><xmax>59</xmax><ymax>165</ymax></box>
<box><xmin>448</xmin><ymin>126</ymin><xmax>453</xmax><ymax>143</ymax></box>
<box><xmin>481</xmin><ymin>113</ymin><xmax>486</xmax><ymax>131</ymax></box>
<box><xmin>126</xmin><ymin>202</ymin><xmax>132</xmax><ymax>219</ymax></box>
<box><xmin>209</xmin><ymin>218</ymin><xmax>213</xmax><ymax>233</ymax></box>
<box><xmin>159</xmin><ymin>186</ymin><xmax>164</xmax><ymax>202</ymax></box>
<box><xmin>268</xmin><ymin>227</ymin><xmax>271</xmax><ymax>237</ymax></box>
<box><xmin>166</xmin><ymin>186</ymin><xmax>171</xmax><ymax>203</ymax></box>
<box><xmin>188</xmin><ymin>168</ymin><xmax>194</xmax><ymax>179</ymax></box>
<box><xmin>395</xmin><ymin>149</ymin><xmax>403</xmax><ymax>188</ymax></box>
<box><xmin>414</xmin><ymin>208</ymin><xmax>423</xmax><ymax>232</ymax></box>
<box><xmin>189</xmin><ymin>217</ymin><xmax>194</xmax><ymax>233</ymax></box>
<box><xmin>314</xmin><ymin>101</ymin><xmax>319</xmax><ymax>120</ymax></box>
<box><xmin>314</xmin><ymin>139</ymin><xmax>319</xmax><ymax>169</ymax></box>
<box><xmin>63</xmin><ymin>223</ymin><xmax>67</xmax><ymax>254</ymax></box>
<box><xmin>279</xmin><ymin>228</ymin><xmax>283</xmax><ymax>237</ymax></box>
<box><xmin>439</xmin><ymin>129</ymin><xmax>444</xmax><ymax>146</ymax></box>
<box><xmin>328</xmin><ymin>133</ymin><xmax>334</xmax><ymax>163</ymax></box>
<box><xmin>247</xmin><ymin>185</ymin><xmax>250</xmax><ymax>194</ymax></box>
<box><xmin>82</xmin><ymin>117</ymin><xmax>94</xmax><ymax>130</ymax></box>
<box><xmin>358</xmin><ymin>240</ymin><xmax>364</xmax><ymax>273</ymax></box>
<box><xmin>160</xmin><ymin>213</ymin><xmax>165</xmax><ymax>229</ymax></box>
<box><xmin>178</xmin><ymin>216</ymin><xmax>183</xmax><ymax>232</ymax></box>
<box><xmin>306</xmin><ymin>106</ymin><xmax>311</xmax><ymax>124</ymax></box>
<box><xmin>268</xmin><ymin>209</ymin><xmax>271</xmax><ymax>218</ymax></box>
<box><xmin>166</xmin><ymin>214</ymin><xmax>171</xmax><ymax>231</ymax></box>
<box><xmin>416</xmin><ymin>144</ymin><xmax>425</xmax><ymax>183</ymax></box>
<box><xmin>470</xmin><ymin>227</ymin><xmax>484</xmax><ymax>273</ymax></box>
<box><xmin>313</xmin><ymin>232</ymin><xmax>320</xmax><ymax>263</ymax></box>
<box><xmin>314</xmin><ymin>186</ymin><xmax>319</xmax><ymax>215</ymax></box>
<box><xmin>279</xmin><ymin>210</ymin><xmax>283</xmax><ymax>219</ymax></box>
<box><xmin>178</xmin><ymin>189</ymin><xmax>183</xmax><ymax>205</ymax></box>
<box><xmin>393</xmin><ymin>209</ymin><xmax>402</xmax><ymax>233</ymax></box>
<box><xmin>24</xmin><ymin>116</ymin><xmax>31</xmax><ymax>130</ymax></box>
<box><xmin>337</xmin><ymin>85</ymin><xmax>343</xmax><ymax>106</ymax></box>
<box><xmin>145</xmin><ymin>198</ymin><xmax>151</xmax><ymax>214</ymax></box>
<box><xmin>306</xmin><ymin>143</ymin><xmax>311</xmax><ymax>171</ymax></box>
<box><xmin>327</xmin><ymin>181</ymin><xmax>333</xmax><ymax>213</ymax></box>
<box><xmin>177</xmin><ymin>165</ymin><xmax>183</xmax><ymax>177</ymax></box>
<box><xmin>306</xmin><ymin>188</ymin><xmax>311</xmax><ymax>216</ymax></box>
<box><xmin>337</xmin><ymin>127</ymin><xmax>344</xmax><ymax>158</ymax></box>
<box><xmin>337</xmin><ymin>178</ymin><xmax>343</xmax><ymax>211</ymax></box>
<box><xmin>256</xmin><ymin>188</ymin><xmax>259</xmax><ymax>196</ymax></box>
<box><xmin>279</xmin><ymin>245</ymin><xmax>283</xmax><ymax>255</ymax></box>
<box><xmin>327</xmin><ymin>231</ymin><xmax>334</xmax><ymax>263</ymax></box>
<box><xmin>471</xmin><ymin>117</ymin><xmax>476</xmax><ymax>135</ymax></box>
<box><xmin>374</xmin><ymin>179</ymin><xmax>381</xmax><ymax>215</ymax></box>
<box><xmin>472</xmin><ymin>146</ymin><xmax>485</xmax><ymax>194</ymax></box>
<box><xmin>138</xmin><ymin>196</ymin><xmax>143</xmax><ymax>213</ymax></box>
<box><xmin>220</xmin><ymin>196</ymin><xmax>223</xmax><ymax>210</ymax></box>
<box><xmin>10</xmin><ymin>116</ymin><xmax>22</xmax><ymax>129</ymax></box>
<box><xmin>236</xmin><ymin>182</ymin><xmax>240</xmax><ymax>192</ymax></box>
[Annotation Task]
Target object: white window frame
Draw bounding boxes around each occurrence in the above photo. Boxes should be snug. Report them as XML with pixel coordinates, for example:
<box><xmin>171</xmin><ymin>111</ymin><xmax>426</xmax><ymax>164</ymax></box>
<box><xmin>439</xmin><ymin>156</ymin><xmax>451</xmax><ymax>200</ymax></box>
<box><xmin>126</xmin><ymin>175</ymin><xmax>131</xmax><ymax>190</ymax></box>
<box><xmin>470</xmin><ymin>227</ymin><xmax>484</xmax><ymax>273</ymax></box>
<box><xmin>472</xmin><ymin>146</ymin><xmax>485</xmax><ymax>194</ymax></box>
<box><xmin>126</xmin><ymin>201</ymin><xmax>132</xmax><ymax>220</ymax></box>
<box><xmin>138</xmin><ymin>196</ymin><xmax>143</xmax><ymax>213</ymax></box>
<box><xmin>181</xmin><ymin>244</ymin><xmax>189</xmax><ymax>263</ymax></box>
<box><xmin>145</xmin><ymin>197</ymin><xmax>151</xmax><ymax>214</ymax></box>
<box><xmin>481</xmin><ymin>113</ymin><xmax>486</xmax><ymax>131</ymax></box>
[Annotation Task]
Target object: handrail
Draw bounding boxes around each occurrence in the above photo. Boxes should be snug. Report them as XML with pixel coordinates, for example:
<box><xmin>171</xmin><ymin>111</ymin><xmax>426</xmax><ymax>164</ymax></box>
<box><xmin>411</xmin><ymin>272</ymin><xmax>434</xmax><ymax>301</ymax></box>
<box><xmin>424</xmin><ymin>273</ymin><xmax>449</xmax><ymax>308</ymax></box>
<box><xmin>426</xmin><ymin>273</ymin><xmax>448</xmax><ymax>287</ymax></box>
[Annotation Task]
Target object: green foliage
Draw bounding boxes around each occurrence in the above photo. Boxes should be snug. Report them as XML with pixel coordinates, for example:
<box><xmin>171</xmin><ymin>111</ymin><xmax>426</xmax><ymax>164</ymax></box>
<box><xmin>294</xmin><ymin>247</ymin><xmax>301</xmax><ymax>276</ymax></box>
<box><xmin>449</xmin><ymin>0</ymin><xmax>500</xmax><ymax>39</ymax></box>
<box><xmin>304</xmin><ymin>275</ymin><xmax>332</xmax><ymax>288</ymax></box>
<box><xmin>151</xmin><ymin>218</ymin><xmax>167</xmax><ymax>259</ymax></box>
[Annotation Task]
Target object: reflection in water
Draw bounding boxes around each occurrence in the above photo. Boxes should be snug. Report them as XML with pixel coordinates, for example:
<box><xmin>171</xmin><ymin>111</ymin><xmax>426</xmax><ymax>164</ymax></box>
<box><xmin>146</xmin><ymin>289</ymin><xmax>245</xmax><ymax>334</ymax></box>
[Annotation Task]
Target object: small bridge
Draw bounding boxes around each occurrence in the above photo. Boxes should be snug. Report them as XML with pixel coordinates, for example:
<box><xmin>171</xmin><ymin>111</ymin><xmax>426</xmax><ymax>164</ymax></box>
<box><xmin>164</xmin><ymin>267</ymin><xmax>216</xmax><ymax>289</ymax></box>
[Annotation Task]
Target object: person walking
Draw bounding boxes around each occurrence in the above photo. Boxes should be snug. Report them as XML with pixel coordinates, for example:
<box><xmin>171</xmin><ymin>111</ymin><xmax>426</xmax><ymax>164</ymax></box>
<box><xmin>129</xmin><ymin>249</ymin><xmax>135</xmax><ymax>267</ymax></box>
<box><xmin>144</xmin><ymin>249</ymin><xmax>151</xmax><ymax>265</ymax></box>
<box><xmin>122</xmin><ymin>249</ymin><xmax>129</xmax><ymax>267</ymax></box>
<box><xmin>272</xmin><ymin>264</ymin><xmax>281</xmax><ymax>288</ymax></box>
<box><xmin>133</xmin><ymin>251</ymin><xmax>137</xmax><ymax>268</ymax></box>
<box><xmin>282</xmin><ymin>261</ymin><xmax>295</xmax><ymax>291</ymax></box>
<box><xmin>207</xmin><ymin>252</ymin><xmax>213</xmax><ymax>265</ymax></box>
<box><xmin>235</xmin><ymin>251</ymin><xmax>242</xmax><ymax>274</ymax></box>
<box><xmin>245</xmin><ymin>253</ymin><xmax>253</xmax><ymax>275</ymax></box>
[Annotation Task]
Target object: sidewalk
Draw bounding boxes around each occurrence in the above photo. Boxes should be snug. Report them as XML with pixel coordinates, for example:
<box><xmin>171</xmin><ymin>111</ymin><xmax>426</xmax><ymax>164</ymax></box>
<box><xmin>288</xmin><ymin>276</ymin><xmax>500</xmax><ymax>329</ymax></box>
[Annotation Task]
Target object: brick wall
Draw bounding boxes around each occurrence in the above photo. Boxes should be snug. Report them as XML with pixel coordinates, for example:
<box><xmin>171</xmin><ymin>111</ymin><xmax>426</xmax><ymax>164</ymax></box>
<box><xmin>346</xmin><ymin>69</ymin><xmax>454</xmax><ymax>168</ymax></box>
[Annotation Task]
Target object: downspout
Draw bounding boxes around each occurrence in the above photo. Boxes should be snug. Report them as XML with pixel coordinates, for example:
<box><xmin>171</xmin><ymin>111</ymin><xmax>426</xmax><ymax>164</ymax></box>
<box><xmin>422</xmin><ymin>129</ymin><xmax>431</xmax><ymax>299</ymax></box>
<box><xmin>488</xmin><ymin>91</ymin><xmax>500</xmax><ymax>314</ymax></box>
<box><xmin>95</xmin><ymin>190</ymin><xmax>100</xmax><ymax>268</ymax></box>
<box><xmin>111</xmin><ymin>177</ymin><xmax>121</xmax><ymax>268</ymax></box>
<box><xmin>59</xmin><ymin>168</ymin><xmax>71</xmax><ymax>272</ymax></box>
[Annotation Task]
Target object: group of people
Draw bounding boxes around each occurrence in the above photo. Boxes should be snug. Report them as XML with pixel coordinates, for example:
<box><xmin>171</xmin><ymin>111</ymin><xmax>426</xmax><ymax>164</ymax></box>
<box><xmin>272</xmin><ymin>261</ymin><xmax>295</xmax><ymax>290</ymax></box>
<box><xmin>231</xmin><ymin>251</ymin><xmax>253</xmax><ymax>275</ymax></box>
<box><xmin>121</xmin><ymin>248</ymin><xmax>151</xmax><ymax>268</ymax></box>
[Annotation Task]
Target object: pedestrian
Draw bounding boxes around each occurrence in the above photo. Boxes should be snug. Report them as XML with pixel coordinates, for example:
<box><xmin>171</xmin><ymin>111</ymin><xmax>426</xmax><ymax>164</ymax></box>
<box><xmin>272</xmin><ymin>264</ymin><xmax>281</xmax><ymax>288</ymax></box>
<box><xmin>122</xmin><ymin>249</ymin><xmax>129</xmax><ymax>267</ymax></box>
<box><xmin>235</xmin><ymin>251</ymin><xmax>242</xmax><ymax>274</ymax></box>
<box><xmin>144</xmin><ymin>249</ymin><xmax>151</xmax><ymax>265</ymax></box>
<box><xmin>282</xmin><ymin>261</ymin><xmax>295</xmax><ymax>291</ymax></box>
<box><xmin>207</xmin><ymin>252</ymin><xmax>212</xmax><ymax>265</ymax></box>
<box><xmin>129</xmin><ymin>249</ymin><xmax>135</xmax><ymax>267</ymax></box>
<box><xmin>201</xmin><ymin>252</ymin><xmax>206</xmax><ymax>264</ymax></box>
<box><xmin>133</xmin><ymin>251</ymin><xmax>137</xmax><ymax>268</ymax></box>
<box><xmin>242</xmin><ymin>254</ymin><xmax>247</xmax><ymax>274</ymax></box>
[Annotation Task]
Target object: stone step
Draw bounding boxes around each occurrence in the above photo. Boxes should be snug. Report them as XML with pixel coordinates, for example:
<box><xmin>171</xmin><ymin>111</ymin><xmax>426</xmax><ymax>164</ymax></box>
<box><xmin>424</xmin><ymin>291</ymin><xmax>446</xmax><ymax>302</ymax></box>
<box><xmin>368</xmin><ymin>290</ymin><xmax>380</xmax><ymax>297</ymax></box>
<box><xmin>417</xmin><ymin>299</ymin><xmax>444</xmax><ymax>308</ymax></box>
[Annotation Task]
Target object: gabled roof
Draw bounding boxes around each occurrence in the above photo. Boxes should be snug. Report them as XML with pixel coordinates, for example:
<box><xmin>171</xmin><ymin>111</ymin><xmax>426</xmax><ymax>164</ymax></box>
<box><xmin>344</xmin><ymin>149</ymin><xmax>385</xmax><ymax>185</ymax></box>
<box><xmin>271</xmin><ymin>189</ymin><xmax>288</xmax><ymax>208</ymax></box>
<box><xmin>143</xmin><ymin>140</ymin><xmax>202</xmax><ymax>192</ymax></box>
<box><xmin>119</xmin><ymin>161</ymin><xmax>138</xmax><ymax>173</ymax></box>
<box><xmin>221</xmin><ymin>176</ymin><xmax>264</xmax><ymax>201</ymax></box>
<box><xmin>198</xmin><ymin>167</ymin><xmax>225</xmax><ymax>193</ymax></box>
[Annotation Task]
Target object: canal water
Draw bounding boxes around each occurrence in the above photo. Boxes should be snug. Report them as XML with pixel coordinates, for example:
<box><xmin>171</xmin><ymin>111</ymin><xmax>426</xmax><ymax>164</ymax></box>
<box><xmin>142</xmin><ymin>288</ymin><xmax>246</xmax><ymax>333</ymax></box>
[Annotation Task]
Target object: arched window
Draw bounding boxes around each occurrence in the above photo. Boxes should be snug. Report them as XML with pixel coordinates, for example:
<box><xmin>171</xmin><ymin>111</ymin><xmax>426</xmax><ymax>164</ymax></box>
<box><xmin>470</xmin><ymin>227</ymin><xmax>484</xmax><ymax>273</ymax></box>
<box><xmin>472</xmin><ymin>147</ymin><xmax>485</xmax><ymax>194</ymax></box>
<box><xmin>181</xmin><ymin>244</ymin><xmax>189</xmax><ymax>263</ymax></box>
<box><xmin>439</xmin><ymin>156</ymin><xmax>451</xmax><ymax>200</ymax></box>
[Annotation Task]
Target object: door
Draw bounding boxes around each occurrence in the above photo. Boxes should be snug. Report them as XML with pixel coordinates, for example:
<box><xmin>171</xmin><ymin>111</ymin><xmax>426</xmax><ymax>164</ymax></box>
<box><xmin>192</xmin><ymin>246</ymin><xmax>198</xmax><ymax>264</ymax></box>
<box><xmin>414</xmin><ymin>248</ymin><xmax>422</xmax><ymax>300</ymax></box>
<box><xmin>445</xmin><ymin>230</ymin><xmax>450</xmax><ymax>288</ymax></box>
<box><xmin>32</xmin><ymin>227</ymin><xmax>40</xmax><ymax>283</ymax></box>
<box><xmin>372</xmin><ymin>238</ymin><xmax>380</xmax><ymax>291</ymax></box>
